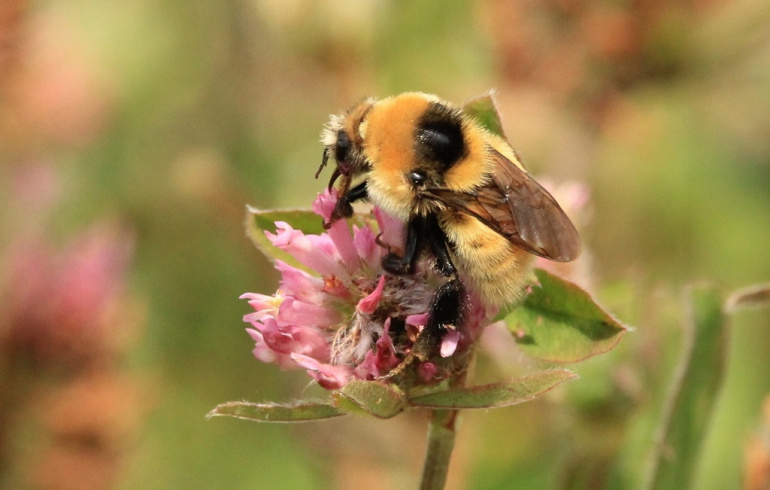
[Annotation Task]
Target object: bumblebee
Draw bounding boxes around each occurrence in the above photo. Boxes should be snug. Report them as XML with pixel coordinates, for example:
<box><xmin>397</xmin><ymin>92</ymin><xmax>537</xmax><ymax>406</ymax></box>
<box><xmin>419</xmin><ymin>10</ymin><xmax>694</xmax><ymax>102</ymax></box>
<box><xmin>317</xmin><ymin>92</ymin><xmax>580</xmax><ymax>344</ymax></box>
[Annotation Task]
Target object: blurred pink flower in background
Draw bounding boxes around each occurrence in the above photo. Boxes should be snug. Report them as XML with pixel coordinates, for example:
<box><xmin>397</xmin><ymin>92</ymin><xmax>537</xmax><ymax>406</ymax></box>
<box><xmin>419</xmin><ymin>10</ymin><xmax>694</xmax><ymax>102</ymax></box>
<box><xmin>1</xmin><ymin>160</ymin><xmax>136</xmax><ymax>369</ymax></box>
<box><xmin>0</xmin><ymin>161</ymin><xmax>143</xmax><ymax>489</ymax></box>
<box><xmin>1</xmin><ymin>223</ymin><xmax>135</xmax><ymax>367</ymax></box>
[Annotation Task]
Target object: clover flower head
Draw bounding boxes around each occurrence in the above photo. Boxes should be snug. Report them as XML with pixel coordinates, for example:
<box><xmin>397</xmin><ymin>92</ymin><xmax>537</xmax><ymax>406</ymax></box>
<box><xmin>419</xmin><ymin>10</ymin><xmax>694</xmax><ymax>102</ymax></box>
<box><xmin>242</xmin><ymin>189</ymin><xmax>494</xmax><ymax>389</ymax></box>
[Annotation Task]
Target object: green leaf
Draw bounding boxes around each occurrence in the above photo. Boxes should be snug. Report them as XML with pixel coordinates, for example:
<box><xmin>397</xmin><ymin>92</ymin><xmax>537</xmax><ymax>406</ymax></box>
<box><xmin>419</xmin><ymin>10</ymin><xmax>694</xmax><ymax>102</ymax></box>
<box><xmin>245</xmin><ymin>207</ymin><xmax>324</xmax><ymax>271</ymax></box>
<box><xmin>462</xmin><ymin>92</ymin><xmax>506</xmax><ymax>138</ymax></box>
<box><xmin>408</xmin><ymin>370</ymin><xmax>577</xmax><ymax>409</ymax></box>
<box><xmin>335</xmin><ymin>380</ymin><xmax>407</xmax><ymax>419</ymax></box>
<box><xmin>645</xmin><ymin>284</ymin><xmax>728</xmax><ymax>490</ymax></box>
<box><xmin>208</xmin><ymin>400</ymin><xmax>345</xmax><ymax>423</ymax></box>
<box><xmin>502</xmin><ymin>269</ymin><xmax>630</xmax><ymax>363</ymax></box>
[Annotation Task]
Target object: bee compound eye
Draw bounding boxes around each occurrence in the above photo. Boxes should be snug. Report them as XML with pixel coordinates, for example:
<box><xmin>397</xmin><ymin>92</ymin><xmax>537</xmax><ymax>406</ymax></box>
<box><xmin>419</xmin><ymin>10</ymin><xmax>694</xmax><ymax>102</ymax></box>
<box><xmin>409</xmin><ymin>171</ymin><xmax>427</xmax><ymax>186</ymax></box>
<box><xmin>335</xmin><ymin>129</ymin><xmax>350</xmax><ymax>162</ymax></box>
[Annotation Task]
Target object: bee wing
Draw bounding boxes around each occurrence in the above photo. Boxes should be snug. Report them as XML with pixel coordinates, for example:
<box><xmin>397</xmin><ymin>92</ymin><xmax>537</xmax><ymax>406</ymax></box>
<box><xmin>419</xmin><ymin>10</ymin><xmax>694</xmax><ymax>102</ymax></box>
<box><xmin>428</xmin><ymin>147</ymin><xmax>581</xmax><ymax>262</ymax></box>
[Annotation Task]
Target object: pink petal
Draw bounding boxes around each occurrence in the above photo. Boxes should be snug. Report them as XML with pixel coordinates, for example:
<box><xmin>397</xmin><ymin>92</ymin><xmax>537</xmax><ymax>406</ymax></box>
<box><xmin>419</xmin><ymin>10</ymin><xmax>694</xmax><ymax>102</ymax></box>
<box><xmin>240</xmin><ymin>291</ymin><xmax>282</xmax><ymax>323</ymax></box>
<box><xmin>326</xmin><ymin>220</ymin><xmax>361</xmax><ymax>272</ymax></box>
<box><xmin>356</xmin><ymin>275</ymin><xmax>386</xmax><ymax>315</ymax></box>
<box><xmin>306</xmin><ymin>233</ymin><xmax>350</xmax><ymax>274</ymax></box>
<box><xmin>353</xmin><ymin>225</ymin><xmax>381</xmax><ymax>269</ymax></box>
<box><xmin>265</xmin><ymin>222</ymin><xmax>346</xmax><ymax>279</ymax></box>
<box><xmin>243</xmin><ymin>309</ymin><xmax>275</xmax><ymax>323</ymax></box>
<box><xmin>240</xmin><ymin>292</ymin><xmax>280</xmax><ymax>312</ymax></box>
<box><xmin>292</xmin><ymin>353</ymin><xmax>354</xmax><ymax>390</ymax></box>
<box><xmin>373</xmin><ymin>207</ymin><xmax>405</xmax><ymax>251</ymax></box>
<box><xmin>373</xmin><ymin>319</ymin><xmax>399</xmax><ymax>372</ymax></box>
<box><xmin>246</xmin><ymin>317</ymin><xmax>330</xmax><ymax>366</ymax></box>
<box><xmin>312</xmin><ymin>189</ymin><xmax>338</xmax><ymax>223</ymax></box>
<box><xmin>460</xmin><ymin>294</ymin><xmax>498</xmax><ymax>340</ymax></box>
<box><xmin>353</xmin><ymin>318</ymin><xmax>399</xmax><ymax>378</ymax></box>
<box><xmin>319</xmin><ymin>276</ymin><xmax>349</xmax><ymax>300</ymax></box>
<box><xmin>405</xmin><ymin>313</ymin><xmax>430</xmax><ymax>328</ymax></box>
<box><xmin>291</xmin><ymin>326</ymin><xmax>331</xmax><ymax>360</ymax></box>
<box><xmin>275</xmin><ymin>260</ymin><xmax>325</xmax><ymax>304</ymax></box>
<box><xmin>354</xmin><ymin>351</ymin><xmax>379</xmax><ymax>380</ymax></box>
<box><xmin>313</xmin><ymin>191</ymin><xmax>360</xmax><ymax>270</ymax></box>
<box><xmin>405</xmin><ymin>313</ymin><xmax>430</xmax><ymax>340</ymax></box>
<box><xmin>440</xmin><ymin>329</ymin><xmax>460</xmax><ymax>357</ymax></box>
<box><xmin>417</xmin><ymin>362</ymin><xmax>439</xmax><ymax>381</ymax></box>
<box><xmin>247</xmin><ymin>327</ymin><xmax>293</xmax><ymax>368</ymax></box>
<box><xmin>277</xmin><ymin>297</ymin><xmax>342</xmax><ymax>328</ymax></box>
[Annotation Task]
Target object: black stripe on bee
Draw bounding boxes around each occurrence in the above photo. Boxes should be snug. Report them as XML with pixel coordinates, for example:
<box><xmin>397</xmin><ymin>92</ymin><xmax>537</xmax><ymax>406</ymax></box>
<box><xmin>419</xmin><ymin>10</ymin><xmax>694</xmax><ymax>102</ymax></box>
<box><xmin>414</xmin><ymin>102</ymin><xmax>467</xmax><ymax>171</ymax></box>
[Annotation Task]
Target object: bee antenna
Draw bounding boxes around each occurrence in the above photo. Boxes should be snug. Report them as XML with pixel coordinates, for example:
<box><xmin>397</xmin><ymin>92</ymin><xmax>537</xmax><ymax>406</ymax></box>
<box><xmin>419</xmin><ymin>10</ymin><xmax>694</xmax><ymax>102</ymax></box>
<box><xmin>315</xmin><ymin>148</ymin><xmax>329</xmax><ymax>179</ymax></box>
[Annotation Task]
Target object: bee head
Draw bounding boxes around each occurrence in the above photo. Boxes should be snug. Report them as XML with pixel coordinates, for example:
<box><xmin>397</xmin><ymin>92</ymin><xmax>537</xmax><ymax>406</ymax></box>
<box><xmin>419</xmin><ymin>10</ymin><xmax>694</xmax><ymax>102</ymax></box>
<box><xmin>317</xmin><ymin>99</ymin><xmax>376</xmax><ymax>189</ymax></box>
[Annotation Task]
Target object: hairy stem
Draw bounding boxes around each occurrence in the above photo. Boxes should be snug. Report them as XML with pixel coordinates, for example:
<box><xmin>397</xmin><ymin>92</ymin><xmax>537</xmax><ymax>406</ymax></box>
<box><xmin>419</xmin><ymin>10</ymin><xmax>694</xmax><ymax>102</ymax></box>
<box><xmin>419</xmin><ymin>365</ymin><xmax>469</xmax><ymax>490</ymax></box>
<box><xmin>419</xmin><ymin>408</ymin><xmax>460</xmax><ymax>490</ymax></box>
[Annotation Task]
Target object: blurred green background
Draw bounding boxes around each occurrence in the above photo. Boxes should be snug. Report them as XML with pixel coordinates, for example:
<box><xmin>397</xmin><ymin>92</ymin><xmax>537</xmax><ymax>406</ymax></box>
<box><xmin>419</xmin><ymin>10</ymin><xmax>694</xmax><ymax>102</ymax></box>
<box><xmin>1</xmin><ymin>0</ymin><xmax>769</xmax><ymax>489</ymax></box>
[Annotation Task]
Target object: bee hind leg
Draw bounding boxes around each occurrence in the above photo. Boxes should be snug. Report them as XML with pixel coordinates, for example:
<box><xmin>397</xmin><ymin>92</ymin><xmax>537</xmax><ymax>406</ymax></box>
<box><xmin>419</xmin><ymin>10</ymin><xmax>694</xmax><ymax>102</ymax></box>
<box><xmin>428</xmin><ymin>277</ymin><xmax>464</xmax><ymax>332</ymax></box>
<box><xmin>381</xmin><ymin>214</ymin><xmax>466</xmax><ymax>357</ymax></box>
<box><xmin>420</xmin><ymin>215</ymin><xmax>466</xmax><ymax>355</ymax></box>
<box><xmin>424</xmin><ymin>214</ymin><xmax>464</xmax><ymax>333</ymax></box>
<box><xmin>412</xmin><ymin>277</ymin><xmax>465</xmax><ymax>360</ymax></box>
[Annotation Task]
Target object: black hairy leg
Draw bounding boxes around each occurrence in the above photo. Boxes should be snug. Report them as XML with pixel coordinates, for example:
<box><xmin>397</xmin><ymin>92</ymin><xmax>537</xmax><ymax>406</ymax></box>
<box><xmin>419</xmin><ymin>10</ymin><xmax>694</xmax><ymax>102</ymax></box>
<box><xmin>427</xmin><ymin>277</ymin><xmax>464</xmax><ymax>332</ymax></box>
<box><xmin>382</xmin><ymin>214</ymin><xmax>458</xmax><ymax>277</ymax></box>
<box><xmin>326</xmin><ymin>181</ymin><xmax>368</xmax><ymax>228</ymax></box>
<box><xmin>424</xmin><ymin>215</ymin><xmax>457</xmax><ymax>277</ymax></box>
<box><xmin>412</xmin><ymin>277</ymin><xmax>465</xmax><ymax>360</ymax></box>
<box><xmin>382</xmin><ymin>217</ymin><xmax>424</xmax><ymax>275</ymax></box>
<box><xmin>381</xmin><ymin>213</ymin><xmax>466</xmax><ymax>357</ymax></box>
<box><xmin>420</xmin><ymin>216</ymin><xmax>464</xmax><ymax>350</ymax></box>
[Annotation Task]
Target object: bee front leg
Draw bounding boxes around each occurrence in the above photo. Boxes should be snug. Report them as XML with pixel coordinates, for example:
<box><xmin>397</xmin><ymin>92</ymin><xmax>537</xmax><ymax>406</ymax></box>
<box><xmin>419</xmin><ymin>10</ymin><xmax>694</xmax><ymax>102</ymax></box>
<box><xmin>327</xmin><ymin>181</ymin><xmax>368</xmax><ymax>228</ymax></box>
<box><xmin>381</xmin><ymin>217</ymin><xmax>423</xmax><ymax>275</ymax></box>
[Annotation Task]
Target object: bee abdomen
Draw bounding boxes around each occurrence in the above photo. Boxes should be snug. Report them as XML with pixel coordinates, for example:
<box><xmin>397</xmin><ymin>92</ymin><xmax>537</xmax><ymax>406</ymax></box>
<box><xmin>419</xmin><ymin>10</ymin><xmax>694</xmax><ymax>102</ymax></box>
<box><xmin>442</xmin><ymin>213</ymin><xmax>533</xmax><ymax>306</ymax></box>
<box><xmin>460</xmin><ymin>244</ymin><xmax>532</xmax><ymax>306</ymax></box>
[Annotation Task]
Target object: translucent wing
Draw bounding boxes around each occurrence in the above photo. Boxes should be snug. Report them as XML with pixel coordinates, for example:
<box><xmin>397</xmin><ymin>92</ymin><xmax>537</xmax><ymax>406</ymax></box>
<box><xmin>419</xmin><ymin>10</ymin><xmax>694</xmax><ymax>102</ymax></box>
<box><xmin>427</xmin><ymin>147</ymin><xmax>581</xmax><ymax>262</ymax></box>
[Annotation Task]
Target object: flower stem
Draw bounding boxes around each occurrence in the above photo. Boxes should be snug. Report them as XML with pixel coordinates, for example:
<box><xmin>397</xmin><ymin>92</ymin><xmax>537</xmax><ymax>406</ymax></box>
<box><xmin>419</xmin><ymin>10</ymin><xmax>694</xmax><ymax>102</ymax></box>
<box><xmin>419</xmin><ymin>408</ymin><xmax>459</xmax><ymax>490</ymax></box>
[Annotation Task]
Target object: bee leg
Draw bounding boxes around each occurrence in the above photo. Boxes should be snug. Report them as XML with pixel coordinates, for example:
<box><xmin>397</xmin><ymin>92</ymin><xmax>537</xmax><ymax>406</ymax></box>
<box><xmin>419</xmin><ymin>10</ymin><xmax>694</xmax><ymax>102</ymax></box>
<box><xmin>327</xmin><ymin>181</ymin><xmax>368</xmax><ymax>228</ymax></box>
<box><xmin>344</xmin><ymin>181</ymin><xmax>368</xmax><ymax>203</ymax></box>
<box><xmin>428</xmin><ymin>278</ymin><xmax>464</xmax><ymax>331</ymax></box>
<box><xmin>382</xmin><ymin>217</ymin><xmax>424</xmax><ymax>275</ymax></box>
<box><xmin>382</xmin><ymin>213</ymin><xmax>459</xmax><ymax>281</ymax></box>
<box><xmin>412</xmin><ymin>277</ymin><xmax>465</xmax><ymax>360</ymax></box>
<box><xmin>410</xmin><ymin>216</ymin><xmax>466</xmax><ymax>358</ymax></box>
<box><xmin>427</xmin><ymin>226</ymin><xmax>457</xmax><ymax>278</ymax></box>
<box><xmin>425</xmin><ymin>219</ymin><xmax>463</xmax><ymax>331</ymax></box>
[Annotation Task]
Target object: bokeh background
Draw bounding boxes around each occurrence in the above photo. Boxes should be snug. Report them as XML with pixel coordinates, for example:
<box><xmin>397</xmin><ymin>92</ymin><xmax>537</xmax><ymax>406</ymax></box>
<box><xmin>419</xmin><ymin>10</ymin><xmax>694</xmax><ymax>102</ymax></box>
<box><xmin>1</xmin><ymin>0</ymin><xmax>769</xmax><ymax>489</ymax></box>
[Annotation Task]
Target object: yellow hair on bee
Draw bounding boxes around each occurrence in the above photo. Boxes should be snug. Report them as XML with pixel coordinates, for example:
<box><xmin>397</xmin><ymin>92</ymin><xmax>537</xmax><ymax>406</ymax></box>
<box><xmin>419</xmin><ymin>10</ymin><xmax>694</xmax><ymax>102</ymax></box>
<box><xmin>363</xmin><ymin>93</ymin><xmax>438</xmax><ymax>220</ymax></box>
<box><xmin>439</xmin><ymin>211</ymin><xmax>533</xmax><ymax>305</ymax></box>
